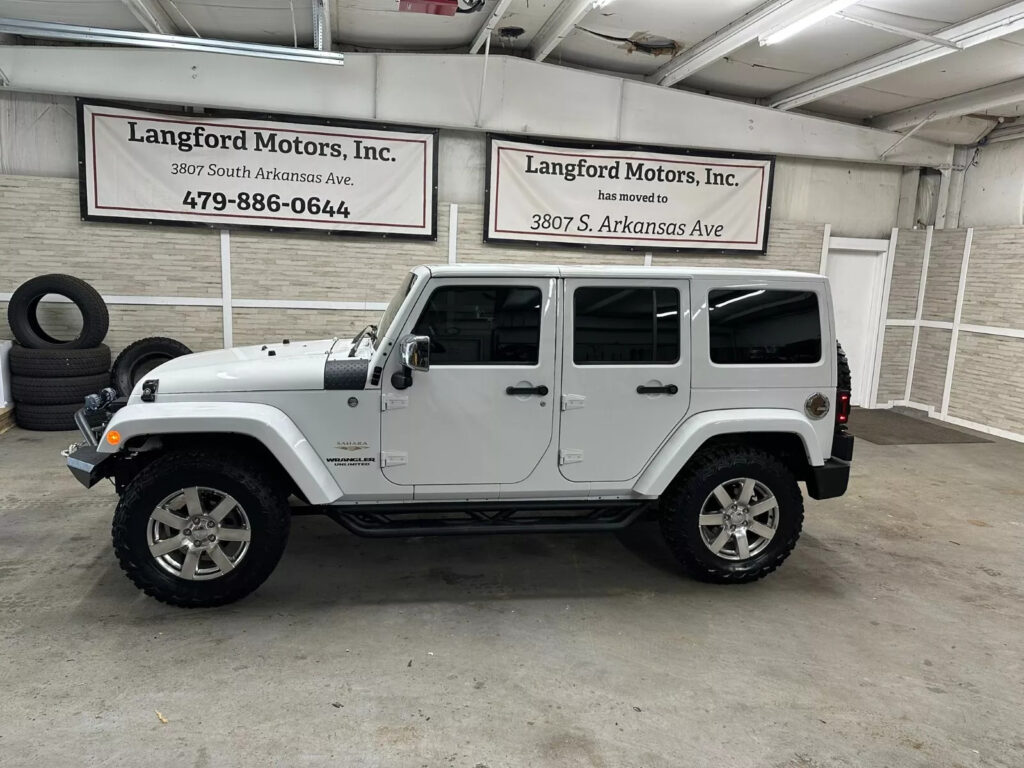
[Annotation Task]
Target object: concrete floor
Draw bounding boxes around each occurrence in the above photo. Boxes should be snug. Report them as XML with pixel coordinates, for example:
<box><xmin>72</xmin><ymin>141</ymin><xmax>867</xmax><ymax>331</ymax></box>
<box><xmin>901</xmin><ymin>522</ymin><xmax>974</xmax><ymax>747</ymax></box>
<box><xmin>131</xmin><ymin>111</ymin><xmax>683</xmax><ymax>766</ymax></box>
<box><xmin>1</xmin><ymin>425</ymin><xmax>1022</xmax><ymax>768</ymax></box>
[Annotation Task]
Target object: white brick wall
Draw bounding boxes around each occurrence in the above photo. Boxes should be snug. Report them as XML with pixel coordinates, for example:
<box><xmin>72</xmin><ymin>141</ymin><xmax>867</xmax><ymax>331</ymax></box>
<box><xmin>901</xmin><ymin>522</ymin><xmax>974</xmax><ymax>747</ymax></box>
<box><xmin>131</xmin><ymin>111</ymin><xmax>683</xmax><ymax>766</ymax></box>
<box><xmin>886</xmin><ymin>229</ymin><xmax>926</xmax><ymax>320</ymax></box>
<box><xmin>961</xmin><ymin>228</ymin><xmax>1024</xmax><ymax>329</ymax></box>
<box><xmin>948</xmin><ymin>333</ymin><xmax>1024</xmax><ymax>433</ymax></box>
<box><xmin>910</xmin><ymin>327</ymin><xmax>951</xmax><ymax>409</ymax></box>
<box><xmin>877</xmin><ymin>326</ymin><xmax>913</xmax><ymax>403</ymax></box>
<box><xmin>921</xmin><ymin>230</ymin><xmax>966</xmax><ymax>323</ymax></box>
<box><xmin>877</xmin><ymin>225</ymin><xmax>1024</xmax><ymax>437</ymax></box>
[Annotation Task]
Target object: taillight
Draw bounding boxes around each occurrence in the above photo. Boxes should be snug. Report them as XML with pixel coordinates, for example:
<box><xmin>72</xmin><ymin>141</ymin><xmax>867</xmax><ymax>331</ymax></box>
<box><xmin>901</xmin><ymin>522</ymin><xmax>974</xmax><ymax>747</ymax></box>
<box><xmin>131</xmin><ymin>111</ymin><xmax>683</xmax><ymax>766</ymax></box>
<box><xmin>836</xmin><ymin>391</ymin><xmax>851</xmax><ymax>425</ymax></box>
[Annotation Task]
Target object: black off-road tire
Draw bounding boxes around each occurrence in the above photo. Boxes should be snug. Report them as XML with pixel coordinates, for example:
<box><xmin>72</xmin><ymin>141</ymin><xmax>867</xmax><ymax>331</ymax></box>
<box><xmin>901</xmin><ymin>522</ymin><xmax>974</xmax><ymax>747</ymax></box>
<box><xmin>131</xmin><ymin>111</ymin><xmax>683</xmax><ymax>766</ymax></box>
<box><xmin>14</xmin><ymin>402</ymin><xmax>81</xmax><ymax>431</ymax></box>
<box><xmin>112</xmin><ymin>450</ymin><xmax>290</xmax><ymax>608</ymax></box>
<box><xmin>8</xmin><ymin>344</ymin><xmax>111</xmax><ymax>377</ymax></box>
<box><xmin>7</xmin><ymin>274</ymin><xmax>109</xmax><ymax>349</ymax></box>
<box><xmin>660</xmin><ymin>445</ymin><xmax>803</xmax><ymax>584</ymax></box>
<box><xmin>111</xmin><ymin>337</ymin><xmax>192</xmax><ymax>396</ymax></box>
<box><xmin>836</xmin><ymin>341</ymin><xmax>852</xmax><ymax>393</ymax></box>
<box><xmin>11</xmin><ymin>372</ymin><xmax>111</xmax><ymax>405</ymax></box>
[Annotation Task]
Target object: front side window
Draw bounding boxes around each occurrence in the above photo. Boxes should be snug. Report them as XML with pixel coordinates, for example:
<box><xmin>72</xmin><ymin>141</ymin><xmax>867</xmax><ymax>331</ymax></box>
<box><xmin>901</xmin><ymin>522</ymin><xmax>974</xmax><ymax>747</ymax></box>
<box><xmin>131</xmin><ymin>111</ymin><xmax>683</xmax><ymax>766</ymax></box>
<box><xmin>412</xmin><ymin>285</ymin><xmax>542</xmax><ymax>365</ymax></box>
<box><xmin>709</xmin><ymin>289</ymin><xmax>821</xmax><ymax>365</ymax></box>
<box><xmin>573</xmin><ymin>287</ymin><xmax>680</xmax><ymax>365</ymax></box>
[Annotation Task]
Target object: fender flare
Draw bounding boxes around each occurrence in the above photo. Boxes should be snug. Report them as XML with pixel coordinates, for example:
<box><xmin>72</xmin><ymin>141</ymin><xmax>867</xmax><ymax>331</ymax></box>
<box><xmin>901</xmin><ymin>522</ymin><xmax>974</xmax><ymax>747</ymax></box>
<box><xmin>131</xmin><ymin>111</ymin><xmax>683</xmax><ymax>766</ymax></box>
<box><xmin>97</xmin><ymin>402</ymin><xmax>343</xmax><ymax>505</ymax></box>
<box><xmin>633</xmin><ymin>408</ymin><xmax>825</xmax><ymax>497</ymax></box>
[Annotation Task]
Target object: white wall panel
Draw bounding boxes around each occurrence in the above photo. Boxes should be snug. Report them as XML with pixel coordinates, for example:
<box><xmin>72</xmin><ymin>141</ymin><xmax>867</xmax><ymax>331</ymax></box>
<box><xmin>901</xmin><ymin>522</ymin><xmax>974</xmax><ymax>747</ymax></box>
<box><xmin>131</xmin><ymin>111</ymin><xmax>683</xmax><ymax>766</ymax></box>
<box><xmin>959</xmin><ymin>139</ymin><xmax>1024</xmax><ymax>227</ymax></box>
<box><xmin>0</xmin><ymin>92</ymin><xmax>76</xmax><ymax>177</ymax></box>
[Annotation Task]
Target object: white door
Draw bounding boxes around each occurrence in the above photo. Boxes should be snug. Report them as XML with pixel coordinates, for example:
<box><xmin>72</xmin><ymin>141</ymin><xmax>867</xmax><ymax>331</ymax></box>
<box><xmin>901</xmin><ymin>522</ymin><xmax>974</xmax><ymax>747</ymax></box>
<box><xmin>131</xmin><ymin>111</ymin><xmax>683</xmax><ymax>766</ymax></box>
<box><xmin>559</xmin><ymin>279</ymin><xmax>691</xmax><ymax>482</ymax></box>
<box><xmin>380</xmin><ymin>277</ymin><xmax>557</xmax><ymax>486</ymax></box>
<box><xmin>826</xmin><ymin>247</ymin><xmax>887</xmax><ymax>406</ymax></box>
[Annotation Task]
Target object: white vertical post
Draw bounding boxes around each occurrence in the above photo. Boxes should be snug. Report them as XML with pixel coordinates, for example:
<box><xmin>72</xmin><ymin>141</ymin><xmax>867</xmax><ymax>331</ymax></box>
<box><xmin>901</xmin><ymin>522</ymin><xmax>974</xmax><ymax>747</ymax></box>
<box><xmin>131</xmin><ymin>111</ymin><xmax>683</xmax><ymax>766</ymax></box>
<box><xmin>818</xmin><ymin>223</ymin><xmax>832</xmax><ymax>274</ymax></box>
<box><xmin>941</xmin><ymin>227</ymin><xmax>973</xmax><ymax>416</ymax></box>
<box><xmin>220</xmin><ymin>229</ymin><xmax>233</xmax><ymax>348</ymax></box>
<box><xmin>934</xmin><ymin>168</ymin><xmax>951</xmax><ymax>230</ymax></box>
<box><xmin>869</xmin><ymin>228</ymin><xmax>898</xmax><ymax>406</ymax></box>
<box><xmin>904</xmin><ymin>225</ymin><xmax>933</xmax><ymax>401</ymax></box>
<box><xmin>643</xmin><ymin>251</ymin><xmax>653</xmax><ymax>267</ymax></box>
<box><xmin>448</xmin><ymin>203</ymin><xmax>459</xmax><ymax>264</ymax></box>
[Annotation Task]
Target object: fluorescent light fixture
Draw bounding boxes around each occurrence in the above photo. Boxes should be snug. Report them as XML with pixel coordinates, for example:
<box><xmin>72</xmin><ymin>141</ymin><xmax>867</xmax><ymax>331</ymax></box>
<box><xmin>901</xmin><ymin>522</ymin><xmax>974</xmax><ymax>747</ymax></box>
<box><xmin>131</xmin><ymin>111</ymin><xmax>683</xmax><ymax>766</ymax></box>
<box><xmin>0</xmin><ymin>18</ymin><xmax>345</xmax><ymax>65</ymax></box>
<box><xmin>591</xmin><ymin>0</ymin><xmax>615</xmax><ymax>9</ymax></box>
<box><xmin>759</xmin><ymin>0</ymin><xmax>859</xmax><ymax>46</ymax></box>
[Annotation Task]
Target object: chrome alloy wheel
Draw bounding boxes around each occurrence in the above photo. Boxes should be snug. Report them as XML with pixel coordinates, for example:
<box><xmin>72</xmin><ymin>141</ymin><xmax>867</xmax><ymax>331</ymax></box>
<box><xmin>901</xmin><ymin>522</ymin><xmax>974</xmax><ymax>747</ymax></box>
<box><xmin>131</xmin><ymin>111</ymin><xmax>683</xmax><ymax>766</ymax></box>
<box><xmin>147</xmin><ymin>487</ymin><xmax>252</xmax><ymax>581</ymax></box>
<box><xmin>697</xmin><ymin>478</ymin><xmax>779</xmax><ymax>561</ymax></box>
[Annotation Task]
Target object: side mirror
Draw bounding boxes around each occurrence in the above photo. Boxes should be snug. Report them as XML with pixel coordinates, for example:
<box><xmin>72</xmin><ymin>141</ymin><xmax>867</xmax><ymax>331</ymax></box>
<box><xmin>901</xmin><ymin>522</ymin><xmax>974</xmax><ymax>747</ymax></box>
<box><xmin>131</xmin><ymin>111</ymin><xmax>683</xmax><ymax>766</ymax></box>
<box><xmin>400</xmin><ymin>334</ymin><xmax>430</xmax><ymax>372</ymax></box>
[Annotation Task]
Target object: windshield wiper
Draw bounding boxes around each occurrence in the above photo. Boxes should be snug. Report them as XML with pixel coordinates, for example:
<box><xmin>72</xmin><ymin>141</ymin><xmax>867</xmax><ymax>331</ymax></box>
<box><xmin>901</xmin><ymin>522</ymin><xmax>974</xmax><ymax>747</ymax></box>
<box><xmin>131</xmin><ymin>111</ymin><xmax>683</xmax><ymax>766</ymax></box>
<box><xmin>348</xmin><ymin>325</ymin><xmax>378</xmax><ymax>357</ymax></box>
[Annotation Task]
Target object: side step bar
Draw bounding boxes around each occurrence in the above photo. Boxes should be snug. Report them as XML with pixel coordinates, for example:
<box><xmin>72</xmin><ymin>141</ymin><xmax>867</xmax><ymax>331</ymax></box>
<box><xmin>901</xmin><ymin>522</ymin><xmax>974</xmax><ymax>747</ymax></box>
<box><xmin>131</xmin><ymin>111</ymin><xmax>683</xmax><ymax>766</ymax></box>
<box><xmin>319</xmin><ymin>499</ymin><xmax>652</xmax><ymax>538</ymax></box>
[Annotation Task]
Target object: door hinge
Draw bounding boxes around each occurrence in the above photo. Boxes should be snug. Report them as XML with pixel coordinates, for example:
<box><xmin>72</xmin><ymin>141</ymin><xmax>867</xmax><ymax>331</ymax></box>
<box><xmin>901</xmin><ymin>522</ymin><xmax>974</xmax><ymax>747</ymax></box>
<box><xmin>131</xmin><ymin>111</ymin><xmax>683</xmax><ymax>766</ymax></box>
<box><xmin>561</xmin><ymin>394</ymin><xmax>586</xmax><ymax>411</ymax></box>
<box><xmin>381</xmin><ymin>451</ymin><xmax>408</xmax><ymax>467</ymax></box>
<box><xmin>382</xmin><ymin>393</ymin><xmax>408</xmax><ymax>411</ymax></box>
<box><xmin>559</xmin><ymin>449</ymin><xmax>584</xmax><ymax>465</ymax></box>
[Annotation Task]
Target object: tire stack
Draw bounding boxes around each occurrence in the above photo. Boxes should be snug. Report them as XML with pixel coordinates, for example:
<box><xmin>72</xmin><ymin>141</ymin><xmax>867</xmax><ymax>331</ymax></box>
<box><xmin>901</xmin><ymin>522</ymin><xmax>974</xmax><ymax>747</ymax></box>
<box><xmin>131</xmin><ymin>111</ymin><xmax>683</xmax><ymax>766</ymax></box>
<box><xmin>7</xmin><ymin>274</ymin><xmax>111</xmax><ymax>431</ymax></box>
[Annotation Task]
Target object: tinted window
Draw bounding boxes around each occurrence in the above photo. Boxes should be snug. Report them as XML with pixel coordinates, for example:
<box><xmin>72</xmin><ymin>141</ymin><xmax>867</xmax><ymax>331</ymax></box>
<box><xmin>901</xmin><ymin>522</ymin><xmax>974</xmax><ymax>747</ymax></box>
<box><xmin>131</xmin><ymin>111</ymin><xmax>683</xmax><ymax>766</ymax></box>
<box><xmin>709</xmin><ymin>289</ymin><xmax>821</xmax><ymax>365</ymax></box>
<box><xmin>412</xmin><ymin>285</ymin><xmax>541</xmax><ymax>365</ymax></box>
<box><xmin>574</xmin><ymin>287</ymin><xmax>680</xmax><ymax>365</ymax></box>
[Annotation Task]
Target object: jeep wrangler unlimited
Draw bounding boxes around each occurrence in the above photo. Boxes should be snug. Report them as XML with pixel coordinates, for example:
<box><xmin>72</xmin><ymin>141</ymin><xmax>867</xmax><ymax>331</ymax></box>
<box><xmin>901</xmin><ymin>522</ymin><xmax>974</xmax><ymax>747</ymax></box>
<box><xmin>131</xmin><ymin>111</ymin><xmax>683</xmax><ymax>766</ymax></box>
<box><xmin>66</xmin><ymin>265</ymin><xmax>853</xmax><ymax>607</ymax></box>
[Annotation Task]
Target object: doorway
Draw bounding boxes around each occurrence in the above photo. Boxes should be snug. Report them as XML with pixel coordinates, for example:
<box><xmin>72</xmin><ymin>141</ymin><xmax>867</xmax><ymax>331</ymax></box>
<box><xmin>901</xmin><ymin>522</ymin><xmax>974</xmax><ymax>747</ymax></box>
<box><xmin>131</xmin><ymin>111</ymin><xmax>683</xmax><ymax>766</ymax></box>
<box><xmin>823</xmin><ymin>238</ymin><xmax>889</xmax><ymax>407</ymax></box>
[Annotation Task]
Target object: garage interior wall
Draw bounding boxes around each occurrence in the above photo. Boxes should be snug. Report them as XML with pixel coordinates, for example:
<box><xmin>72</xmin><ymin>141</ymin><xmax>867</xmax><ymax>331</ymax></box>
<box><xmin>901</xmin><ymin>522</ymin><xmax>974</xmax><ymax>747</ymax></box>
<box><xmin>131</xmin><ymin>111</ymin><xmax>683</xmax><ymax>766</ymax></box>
<box><xmin>875</xmin><ymin>224</ymin><xmax>1024</xmax><ymax>441</ymax></box>
<box><xmin>0</xmin><ymin>90</ymin><xmax>865</xmax><ymax>357</ymax></box>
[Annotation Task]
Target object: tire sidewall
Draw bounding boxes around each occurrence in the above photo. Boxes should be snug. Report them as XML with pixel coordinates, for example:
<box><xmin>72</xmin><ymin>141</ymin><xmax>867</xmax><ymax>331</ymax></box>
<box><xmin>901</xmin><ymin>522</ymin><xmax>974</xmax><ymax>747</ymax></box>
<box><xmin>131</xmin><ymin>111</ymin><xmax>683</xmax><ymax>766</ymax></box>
<box><xmin>114</xmin><ymin>458</ymin><xmax>289</xmax><ymax>605</ymax></box>
<box><xmin>8</xmin><ymin>275</ymin><xmax>109</xmax><ymax>350</ymax></box>
<box><xmin>669</xmin><ymin>453</ymin><xmax>802</xmax><ymax>578</ymax></box>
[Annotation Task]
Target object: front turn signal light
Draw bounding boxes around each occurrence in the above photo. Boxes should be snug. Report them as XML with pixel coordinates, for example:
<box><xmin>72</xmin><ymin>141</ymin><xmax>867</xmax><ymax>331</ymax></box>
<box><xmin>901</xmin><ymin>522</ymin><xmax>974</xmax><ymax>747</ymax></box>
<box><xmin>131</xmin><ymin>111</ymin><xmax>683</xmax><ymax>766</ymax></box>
<box><xmin>106</xmin><ymin>430</ymin><xmax>121</xmax><ymax>446</ymax></box>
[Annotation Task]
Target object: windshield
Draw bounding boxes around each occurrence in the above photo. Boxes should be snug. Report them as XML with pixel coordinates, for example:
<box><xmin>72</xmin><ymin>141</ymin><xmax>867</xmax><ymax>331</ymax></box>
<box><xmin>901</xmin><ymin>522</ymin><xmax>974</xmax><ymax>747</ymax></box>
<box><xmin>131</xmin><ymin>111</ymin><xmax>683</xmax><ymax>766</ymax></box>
<box><xmin>374</xmin><ymin>271</ymin><xmax>418</xmax><ymax>349</ymax></box>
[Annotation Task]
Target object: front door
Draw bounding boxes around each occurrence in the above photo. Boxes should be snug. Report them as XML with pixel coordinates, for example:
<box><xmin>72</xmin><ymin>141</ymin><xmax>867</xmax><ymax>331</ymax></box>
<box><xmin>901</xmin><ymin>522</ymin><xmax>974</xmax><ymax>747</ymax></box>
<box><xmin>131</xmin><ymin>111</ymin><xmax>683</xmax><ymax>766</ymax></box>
<box><xmin>380</xmin><ymin>277</ymin><xmax>557</xmax><ymax>486</ymax></box>
<box><xmin>559</xmin><ymin>279</ymin><xmax>691</xmax><ymax>482</ymax></box>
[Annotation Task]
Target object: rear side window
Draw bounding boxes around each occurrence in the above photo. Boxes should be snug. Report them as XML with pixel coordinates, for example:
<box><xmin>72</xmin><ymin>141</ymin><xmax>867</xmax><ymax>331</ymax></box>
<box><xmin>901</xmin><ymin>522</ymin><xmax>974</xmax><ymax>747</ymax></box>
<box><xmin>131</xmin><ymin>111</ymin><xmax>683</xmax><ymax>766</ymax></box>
<box><xmin>709</xmin><ymin>289</ymin><xmax>821</xmax><ymax>365</ymax></box>
<box><xmin>412</xmin><ymin>285</ymin><xmax>541</xmax><ymax>365</ymax></box>
<box><xmin>574</xmin><ymin>287</ymin><xmax>680</xmax><ymax>365</ymax></box>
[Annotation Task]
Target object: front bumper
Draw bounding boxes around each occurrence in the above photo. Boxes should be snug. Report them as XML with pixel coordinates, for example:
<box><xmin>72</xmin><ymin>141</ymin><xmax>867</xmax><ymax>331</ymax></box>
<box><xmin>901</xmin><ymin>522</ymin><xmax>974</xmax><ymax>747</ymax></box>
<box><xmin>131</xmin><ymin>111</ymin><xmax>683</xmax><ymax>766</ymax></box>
<box><xmin>66</xmin><ymin>443</ymin><xmax>114</xmax><ymax>488</ymax></box>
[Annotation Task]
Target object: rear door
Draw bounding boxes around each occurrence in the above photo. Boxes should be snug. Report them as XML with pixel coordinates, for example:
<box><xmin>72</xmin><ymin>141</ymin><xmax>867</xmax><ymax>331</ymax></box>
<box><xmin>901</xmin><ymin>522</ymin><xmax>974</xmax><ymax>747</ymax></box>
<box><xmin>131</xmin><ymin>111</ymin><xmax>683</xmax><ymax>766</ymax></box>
<box><xmin>559</xmin><ymin>279</ymin><xmax>690</xmax><ymax>482</ymax></box>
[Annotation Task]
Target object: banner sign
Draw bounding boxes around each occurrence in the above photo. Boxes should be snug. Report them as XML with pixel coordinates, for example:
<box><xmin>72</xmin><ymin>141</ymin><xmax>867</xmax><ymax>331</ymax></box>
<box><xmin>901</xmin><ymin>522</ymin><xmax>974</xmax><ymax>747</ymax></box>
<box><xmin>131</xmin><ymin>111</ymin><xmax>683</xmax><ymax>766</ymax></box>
<box><xmin>78</xmin><ymin>101</ymin><xmax>437</xmax><ymax>239</ymax></box>
<box><xmin>485</xmin><ymin>135</ymin><xmax>774</xmax><ymax>253</ymax></box>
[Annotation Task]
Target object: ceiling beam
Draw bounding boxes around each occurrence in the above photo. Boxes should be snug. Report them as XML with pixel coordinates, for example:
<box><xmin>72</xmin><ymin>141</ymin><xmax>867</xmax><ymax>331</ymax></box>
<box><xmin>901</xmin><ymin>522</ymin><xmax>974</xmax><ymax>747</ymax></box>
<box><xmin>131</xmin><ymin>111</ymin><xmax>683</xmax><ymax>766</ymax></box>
<box><xmin>531</xmin><ymin>0</ymin><xmax>599</xmax><ymax>62</ymax></box>
<box><xmin>121</xmin><ymin>0</ymin><xmax>180</xmax><ymax>36</ymax></box>
<box><xmin>649</xmin><ymin>0</ymin><xmax>821</xmax><ymax>86</ymax></box>
<box><xmin>871</xmin><ymin>77</ymin><xmax>1024</xmax><ymax>132</ymax></box>
<box><xmin>470</xmin><ymin>0</ymin><xmax>513</xmax><ymax>54</ymax></box>
<box><xmin>768</xmin><ymin>1</ymin><xmax>1024</xmax><ymax>110</ymax></box>
<box><xmin>0</xmin><ymin>45</ymin><xmax>952</xmax><ymax>167</ymax></box>
<box><xmin>312</xmin><ymin>0</ymin><xmax>332</xmax><ymax>52</ymax></box>
<box><xmin>834</xmin><ymin>9</ymin><xmax>962</xmax><ymax>50</ymax></box>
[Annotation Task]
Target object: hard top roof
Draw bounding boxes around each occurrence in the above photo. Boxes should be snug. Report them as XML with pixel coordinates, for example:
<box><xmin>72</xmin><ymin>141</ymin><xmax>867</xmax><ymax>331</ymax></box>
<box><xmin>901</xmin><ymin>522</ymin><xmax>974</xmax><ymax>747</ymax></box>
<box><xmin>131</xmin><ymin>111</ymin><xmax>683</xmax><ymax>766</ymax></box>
<box><xmin>422</xmin><ymin>264</ymin><xmax>824</xmax><ymax>280</ymax></box>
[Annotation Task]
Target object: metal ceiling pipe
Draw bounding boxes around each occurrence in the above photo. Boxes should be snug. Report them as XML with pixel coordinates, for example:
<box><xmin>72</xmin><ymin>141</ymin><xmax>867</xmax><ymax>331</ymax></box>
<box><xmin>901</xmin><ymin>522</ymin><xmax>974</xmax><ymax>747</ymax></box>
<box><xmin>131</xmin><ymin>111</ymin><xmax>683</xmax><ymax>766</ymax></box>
<box><xmin>0</xmin><ymin>18</ymin><xmax>344</xmax><ymax>66</ymax></box>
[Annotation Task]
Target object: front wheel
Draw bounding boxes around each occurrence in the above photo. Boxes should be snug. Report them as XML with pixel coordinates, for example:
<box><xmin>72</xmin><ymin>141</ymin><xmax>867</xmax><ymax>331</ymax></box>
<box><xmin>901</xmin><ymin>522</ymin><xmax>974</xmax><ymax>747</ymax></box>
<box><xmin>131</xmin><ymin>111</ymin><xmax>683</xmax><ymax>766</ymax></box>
<box><xmin>112</xmin><ymin>450</ymin><xmax>290</xmax><ymax>607</ymax></box>
<box><xmin>660</xmin><ymin>446</ymin><xmax>803</xmax><ymax>583</ymax></box>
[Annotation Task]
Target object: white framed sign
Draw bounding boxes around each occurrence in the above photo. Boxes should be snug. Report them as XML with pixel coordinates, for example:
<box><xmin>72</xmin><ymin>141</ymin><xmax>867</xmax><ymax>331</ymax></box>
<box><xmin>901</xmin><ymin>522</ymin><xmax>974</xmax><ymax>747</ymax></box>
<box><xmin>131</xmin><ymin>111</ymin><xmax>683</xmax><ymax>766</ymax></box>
<box><xmin>485</xmin><ymin>135</ymin><xmax>774</xmax><ymax>253</ymax></box>
<box><xmin>78</xmin><ymin>100</ymin><xmax>437</xmax><ymax>239</ymax></box>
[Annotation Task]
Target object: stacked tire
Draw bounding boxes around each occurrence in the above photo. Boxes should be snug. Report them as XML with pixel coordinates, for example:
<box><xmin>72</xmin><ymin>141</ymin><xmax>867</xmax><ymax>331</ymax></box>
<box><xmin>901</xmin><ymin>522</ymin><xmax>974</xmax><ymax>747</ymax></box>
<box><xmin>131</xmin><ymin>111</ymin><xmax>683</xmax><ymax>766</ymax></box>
<box><xmin>7</xmin><ymin>274</ymin><xmax>111</xmax><ymax>431</ymax></box>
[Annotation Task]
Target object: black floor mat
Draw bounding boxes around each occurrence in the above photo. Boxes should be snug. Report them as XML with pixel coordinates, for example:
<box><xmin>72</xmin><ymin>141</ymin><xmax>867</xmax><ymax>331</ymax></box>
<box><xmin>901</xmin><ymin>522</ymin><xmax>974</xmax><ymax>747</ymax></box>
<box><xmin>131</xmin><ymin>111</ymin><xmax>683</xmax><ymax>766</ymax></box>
<box><xmin>847</xmin><ymin>408</ymin><xmax>991</xmax><ymax>445</ymax></box>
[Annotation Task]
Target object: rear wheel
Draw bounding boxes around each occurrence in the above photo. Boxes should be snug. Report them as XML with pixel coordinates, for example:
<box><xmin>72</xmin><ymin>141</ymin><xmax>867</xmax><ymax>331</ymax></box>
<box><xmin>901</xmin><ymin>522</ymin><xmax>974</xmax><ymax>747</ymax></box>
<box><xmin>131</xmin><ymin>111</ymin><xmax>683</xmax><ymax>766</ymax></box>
<box><xmin>112</xmin><ymin>450</ymin><xmax>290</xmax><ymax>607</ymax></box>
<box><xmin>660</xmin><ymin>445</ymin><xmax>803</xmax><ymax>583</ymax></box>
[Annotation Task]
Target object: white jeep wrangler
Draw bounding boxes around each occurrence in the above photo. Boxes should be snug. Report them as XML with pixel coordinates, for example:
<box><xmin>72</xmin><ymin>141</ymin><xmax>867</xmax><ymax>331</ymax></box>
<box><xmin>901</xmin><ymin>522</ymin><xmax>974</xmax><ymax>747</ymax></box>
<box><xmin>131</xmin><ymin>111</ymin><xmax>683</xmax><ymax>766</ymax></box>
<box><xmin>66</xmin><ymin>264</ymin><xmax>854</xmax><ymax>607</ymax></box>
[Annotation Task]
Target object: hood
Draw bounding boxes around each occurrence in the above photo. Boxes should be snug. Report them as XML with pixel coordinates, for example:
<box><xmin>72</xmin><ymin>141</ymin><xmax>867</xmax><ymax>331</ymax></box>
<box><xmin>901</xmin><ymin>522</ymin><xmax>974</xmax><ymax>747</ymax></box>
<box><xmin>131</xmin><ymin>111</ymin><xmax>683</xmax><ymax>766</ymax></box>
<box><xmin>137</xmin><ymin>338</ymin><xmax>345</xmax><ymax>396</ymax></box>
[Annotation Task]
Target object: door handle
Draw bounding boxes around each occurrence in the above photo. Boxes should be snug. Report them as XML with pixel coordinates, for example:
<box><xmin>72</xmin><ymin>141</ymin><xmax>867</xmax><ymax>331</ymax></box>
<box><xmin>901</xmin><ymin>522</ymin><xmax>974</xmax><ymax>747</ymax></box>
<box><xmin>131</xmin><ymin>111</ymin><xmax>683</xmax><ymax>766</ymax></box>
<box><xmin>506</xmin><ymin>385</ymin><xmax>549</xmax><ymax>396</ymax></box>
<box><xmin>636</xmin><ymin>384</ymin><xmax>678</xmax><ymax>395</ymax></box>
